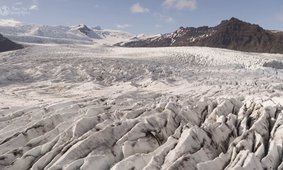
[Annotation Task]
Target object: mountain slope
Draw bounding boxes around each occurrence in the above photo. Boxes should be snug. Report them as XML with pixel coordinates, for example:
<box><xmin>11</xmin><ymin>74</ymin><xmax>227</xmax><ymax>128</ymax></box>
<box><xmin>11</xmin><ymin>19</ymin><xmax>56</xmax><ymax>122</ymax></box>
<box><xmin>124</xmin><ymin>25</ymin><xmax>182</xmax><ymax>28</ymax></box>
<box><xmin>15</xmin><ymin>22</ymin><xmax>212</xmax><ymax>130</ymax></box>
<box><xmin>0</xmin><ymin>33</ymin><xmax>23</xmax><ymax>52</ymax></box>
<box><xmin>72</xmin><ymin>24</ymin><xmax>101</xmax><ymax>39</ymax></box>
<box><xmin>120</xmin><ymin>17</ymin><xmax>283</xmax><ymax>54</ymax></box>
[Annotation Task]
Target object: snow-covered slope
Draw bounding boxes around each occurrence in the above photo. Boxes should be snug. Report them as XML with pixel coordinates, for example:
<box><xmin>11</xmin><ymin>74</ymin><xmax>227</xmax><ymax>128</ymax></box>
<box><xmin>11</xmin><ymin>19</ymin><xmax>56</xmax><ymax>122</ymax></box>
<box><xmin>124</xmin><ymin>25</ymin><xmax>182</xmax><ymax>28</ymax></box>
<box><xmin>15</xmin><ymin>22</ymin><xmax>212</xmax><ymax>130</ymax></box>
<box><xmin>0</xmin><ymin>24</ymin><xmax>133</xmax><ymax>45</ymax></box>
<box><xmin>1</xmin><ymin>45</ymin><xmax>283</xmax><ymax>169</ymax></box>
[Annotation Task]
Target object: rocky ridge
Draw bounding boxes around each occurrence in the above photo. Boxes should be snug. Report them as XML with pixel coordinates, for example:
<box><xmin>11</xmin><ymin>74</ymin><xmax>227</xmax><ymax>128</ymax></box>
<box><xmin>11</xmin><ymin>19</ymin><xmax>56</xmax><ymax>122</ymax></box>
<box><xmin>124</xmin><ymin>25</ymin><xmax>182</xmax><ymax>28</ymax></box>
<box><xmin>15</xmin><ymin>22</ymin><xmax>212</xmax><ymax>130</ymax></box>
<box><xmin>120</xmin><ymin>17</ymin><xmax>283</xmax><ymax>54</ymax></box>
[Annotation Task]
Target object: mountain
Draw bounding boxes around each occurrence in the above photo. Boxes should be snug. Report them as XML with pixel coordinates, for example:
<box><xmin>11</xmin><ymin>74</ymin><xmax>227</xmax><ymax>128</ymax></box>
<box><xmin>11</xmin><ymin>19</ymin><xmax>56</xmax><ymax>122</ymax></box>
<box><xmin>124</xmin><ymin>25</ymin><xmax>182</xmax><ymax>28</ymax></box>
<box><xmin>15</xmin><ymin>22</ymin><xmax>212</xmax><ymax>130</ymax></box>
<box><xmin>119</xmin><ymin>17</ymin><xmax>283</xmax><ymax>54</ymax></box>
<box><xmin>0</xmin><ymin>33</ymin><xmax>23</xmax><ymax>52</ymax></box>
<box><xmin>71</xmin><ymin>24</ymin><xmax>101</xmax><ymax>39</ymax></box>
<box><xmin>0</xmin><ymin>24</ymin><xmax>133</xmax><ymax>45</ymax></box>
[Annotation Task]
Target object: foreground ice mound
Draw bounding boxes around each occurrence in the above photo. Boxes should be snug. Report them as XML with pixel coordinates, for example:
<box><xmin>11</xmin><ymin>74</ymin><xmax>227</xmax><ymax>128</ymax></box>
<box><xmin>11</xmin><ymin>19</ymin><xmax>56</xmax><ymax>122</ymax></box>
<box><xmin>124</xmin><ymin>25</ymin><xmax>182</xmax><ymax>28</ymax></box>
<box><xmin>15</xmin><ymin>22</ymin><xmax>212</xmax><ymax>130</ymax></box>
<box><xmin>1</xmin><ymin>96</ymin><xmax>283</xmax><ymax>170</ymax></box>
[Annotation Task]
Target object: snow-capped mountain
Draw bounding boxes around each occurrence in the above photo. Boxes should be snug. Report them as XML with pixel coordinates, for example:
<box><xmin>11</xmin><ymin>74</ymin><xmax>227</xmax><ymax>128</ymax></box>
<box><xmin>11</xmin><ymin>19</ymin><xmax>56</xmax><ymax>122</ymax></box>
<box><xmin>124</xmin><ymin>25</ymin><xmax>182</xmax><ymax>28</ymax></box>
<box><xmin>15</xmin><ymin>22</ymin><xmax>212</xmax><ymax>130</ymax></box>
<box><xmin>0</xmin><ymin>24</ymin><xmax>133</xmax><ymax>45</ymax></box>
<box><xmin>119</xmin><ymin>17</ymin><xmax>283</xmax><ymax>54</ymax></box>
<box><xmin>71</xmin><ymin>24</ymin><xmax>101</xmax><ymax>39</ymax></box>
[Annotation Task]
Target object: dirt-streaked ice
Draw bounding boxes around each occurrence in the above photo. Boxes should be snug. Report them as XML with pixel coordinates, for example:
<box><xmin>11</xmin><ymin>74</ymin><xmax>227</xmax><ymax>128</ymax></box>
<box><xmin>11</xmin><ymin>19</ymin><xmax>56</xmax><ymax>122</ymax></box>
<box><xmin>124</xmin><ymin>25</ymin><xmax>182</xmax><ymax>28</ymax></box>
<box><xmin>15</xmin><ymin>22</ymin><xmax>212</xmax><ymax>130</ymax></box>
<box><xmin>1</xmin><ymin>44</ymin><xmax>283</xmax><ymax>170</ymax></box>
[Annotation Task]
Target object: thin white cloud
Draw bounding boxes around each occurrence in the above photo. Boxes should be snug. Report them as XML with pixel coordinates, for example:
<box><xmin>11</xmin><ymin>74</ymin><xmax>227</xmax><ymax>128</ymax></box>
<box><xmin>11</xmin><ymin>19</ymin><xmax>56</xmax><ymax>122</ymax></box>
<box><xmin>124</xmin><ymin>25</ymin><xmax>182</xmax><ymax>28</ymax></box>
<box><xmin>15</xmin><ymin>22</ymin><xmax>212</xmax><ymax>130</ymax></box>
<box><xmin>29</xmin><ymin>5</ymin><xmax>38</xmax><ymax>10</ymax></box>
<box><xmin>156</xmin><ymin>13</ymin><xmax>174</xmax><ymax>23</ymax></box>
<box><xmin>30</xmin><ymin>0</ymin><xmax>39</xmax><ymax>10</ymax></box>
<box><xmin>116</xmin><ymin>24</ymin><xmax>131</xmax><ymax>29</ymax></box>
<box><xmin>131</xmin><ymin>3</ymin><xmax>149</xmax><ymax>13</ymax></box>
<box><xmin>163</xmin><ymin>0</ymin><xmax>197</xmax><ymax>10</ymax></box>
<box><xmin>0</xmin><ymin>19</ymin><xmax>22</xmax><ymax>26</ymax></box>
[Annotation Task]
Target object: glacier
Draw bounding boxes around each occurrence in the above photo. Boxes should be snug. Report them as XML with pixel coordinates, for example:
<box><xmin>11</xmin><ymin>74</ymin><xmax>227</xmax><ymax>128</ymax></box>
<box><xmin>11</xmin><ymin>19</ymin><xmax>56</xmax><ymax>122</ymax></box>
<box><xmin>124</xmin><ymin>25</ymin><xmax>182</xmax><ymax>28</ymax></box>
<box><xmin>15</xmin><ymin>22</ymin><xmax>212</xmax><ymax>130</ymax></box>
<box><xmin>0</xmin><ymin>44</ymin><xmax>283</xmax><ymax>170</ymax></box>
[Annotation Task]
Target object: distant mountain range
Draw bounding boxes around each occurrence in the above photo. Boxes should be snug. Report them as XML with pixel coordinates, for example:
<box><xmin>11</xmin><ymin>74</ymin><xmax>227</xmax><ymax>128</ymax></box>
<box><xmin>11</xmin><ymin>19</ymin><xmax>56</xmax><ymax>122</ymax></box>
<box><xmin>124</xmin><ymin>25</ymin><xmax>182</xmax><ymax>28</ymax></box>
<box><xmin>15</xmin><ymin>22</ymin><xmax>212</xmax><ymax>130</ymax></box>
<box><xmin>1</xmin><ymin>18</ymin><xmax>283</xmax><ymax>54</ymax></box>
<box><xmin>0</xmin><ymin>33</ymin><xmax>23</xmax><ymax>52</ymax></box>
<box><xmin>0</xmin><ymin>24</ymin><xmax>132</xmax><ymax>45</ymax></box>
<box><xmin>118</xmin><ymin>17</ymin><xmax>283</xmax><ymax>54</ymax></box>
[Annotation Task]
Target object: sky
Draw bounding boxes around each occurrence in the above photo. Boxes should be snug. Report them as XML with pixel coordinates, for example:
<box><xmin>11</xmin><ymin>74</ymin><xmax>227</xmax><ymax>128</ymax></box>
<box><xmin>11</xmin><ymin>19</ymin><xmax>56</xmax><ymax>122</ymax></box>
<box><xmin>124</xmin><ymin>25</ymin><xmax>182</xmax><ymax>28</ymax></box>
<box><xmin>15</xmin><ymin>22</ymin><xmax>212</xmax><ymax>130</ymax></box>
<box><xmin>0</xmin><ymin>0</ymin><xmax>283</xmax><ymax>35</ymax></box>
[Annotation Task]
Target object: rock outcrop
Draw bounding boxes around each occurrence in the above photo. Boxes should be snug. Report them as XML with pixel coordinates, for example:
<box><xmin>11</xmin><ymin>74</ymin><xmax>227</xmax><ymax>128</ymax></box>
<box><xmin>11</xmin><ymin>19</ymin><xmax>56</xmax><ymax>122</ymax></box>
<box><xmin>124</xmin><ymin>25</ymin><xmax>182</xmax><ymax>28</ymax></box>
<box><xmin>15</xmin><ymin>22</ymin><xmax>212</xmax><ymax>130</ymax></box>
<box><xmin>0</xmin><ymin>33</ymin><xmax>23</xmax><ymax>52</ymax></box>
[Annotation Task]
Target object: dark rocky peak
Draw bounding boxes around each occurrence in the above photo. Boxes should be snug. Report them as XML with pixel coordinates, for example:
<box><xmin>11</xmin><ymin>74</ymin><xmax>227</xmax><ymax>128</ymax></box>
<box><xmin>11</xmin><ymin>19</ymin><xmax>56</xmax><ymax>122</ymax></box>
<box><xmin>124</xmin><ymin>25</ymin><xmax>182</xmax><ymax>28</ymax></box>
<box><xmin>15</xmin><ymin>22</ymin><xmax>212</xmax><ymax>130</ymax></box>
<box><xmin>174</xmin><ymin>26</ymin><xmax>210</xmax><ymax>37</ymax></box>
<box><xmin>73</xmin><ymin>24</ymin><xmax>101</xmax><ymax>39</ymax></box>
<box><xmin>228</xmin><ymin>17</ymin><xmax>242</xmax><ymax>22</ymax></box>
<box><xmin>217</xmin><ymin>17</ymin><xmax>264</xmax><ymax>32</ymax></box>
<box><xmin>177</xmin><ymin>26</ymin><xmax>210</xmax><ymax>32</ymax></box>
<box><xmin>218</xmin><ymin>17</ymin><xmax>245</xmax><ymax>26</ymax></box>
<box><xmin>76</xmin><ymin>24</ymin><xmax>92</xmax><ymax>34</ymax></box>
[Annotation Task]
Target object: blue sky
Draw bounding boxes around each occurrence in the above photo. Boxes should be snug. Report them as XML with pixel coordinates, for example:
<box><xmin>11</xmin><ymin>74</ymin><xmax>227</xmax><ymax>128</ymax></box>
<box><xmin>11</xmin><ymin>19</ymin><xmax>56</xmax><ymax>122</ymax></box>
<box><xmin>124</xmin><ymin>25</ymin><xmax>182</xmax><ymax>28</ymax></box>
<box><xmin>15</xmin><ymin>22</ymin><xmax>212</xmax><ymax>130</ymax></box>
<box><xmin>0</xmin><ymin>0</ymin><xmax>283</xmax><ymax>34</ymax></box>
